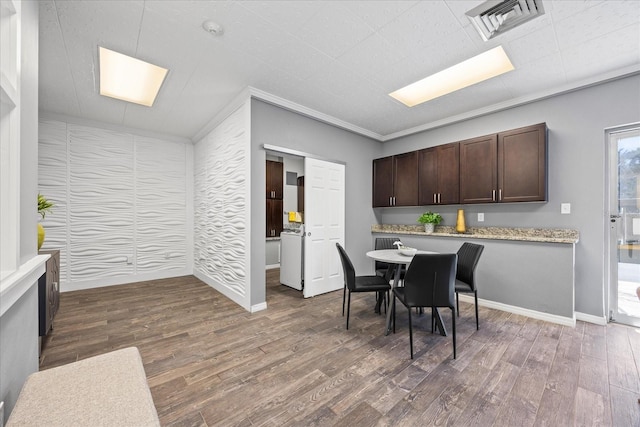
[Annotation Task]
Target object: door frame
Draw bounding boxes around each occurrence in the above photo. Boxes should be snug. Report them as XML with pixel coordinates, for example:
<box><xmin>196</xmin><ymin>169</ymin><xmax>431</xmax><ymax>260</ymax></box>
<box><xmin>605</xmin><ymin>122</ymin><xmax>640</xmax><ymax>325</ymax></box>
<box><xmin>262</xmin><ymin>144</ymin><xmax>346</xmax><ymax>298</ymax></box>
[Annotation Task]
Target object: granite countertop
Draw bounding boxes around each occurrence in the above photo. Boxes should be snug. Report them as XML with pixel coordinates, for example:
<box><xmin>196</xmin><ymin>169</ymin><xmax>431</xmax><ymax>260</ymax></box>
<box><xmin>372</xmin><ymin>224</ymin><xmax>579</xmax><ymax>244</ymax></box>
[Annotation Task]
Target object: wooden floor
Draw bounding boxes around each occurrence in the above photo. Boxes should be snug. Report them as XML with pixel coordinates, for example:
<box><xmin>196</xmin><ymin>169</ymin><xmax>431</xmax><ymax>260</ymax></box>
<box><xmin>40</xmin><ymin>271</ymin><xmax>640</xmax><ymax>426</ymax></box>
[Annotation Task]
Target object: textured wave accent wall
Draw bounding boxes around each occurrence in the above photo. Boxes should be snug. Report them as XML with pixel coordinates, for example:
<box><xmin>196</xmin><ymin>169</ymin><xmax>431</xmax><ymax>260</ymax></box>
<box><xmin>38</xmin><ymin>120</ymin><xmax>69</xmax><ymax>282</ymax></box>
<box><xmin>194</xmin><ymin>103</ymin><xmax>250</xmax><ymax>300</ymax></box>
<box><xmin>38</xmin><ymin>120</ymin><xmax>189</xmax><ymax>288</ymax></box>
<box><xmin>135</xmin><ymin>136</ymin><xmax>187</xmax><ymax>272</ymax></box>
<box><xmin>68</xmin><ymin>125</ymin><xmax>135</xmax><ymax>280</ymax></box>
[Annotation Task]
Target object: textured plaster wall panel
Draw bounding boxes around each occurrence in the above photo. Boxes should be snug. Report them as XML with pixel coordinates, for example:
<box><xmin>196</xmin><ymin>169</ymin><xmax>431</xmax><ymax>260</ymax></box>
<box><xmin>38</xmin><ymin>119</ymin><xmax>190</xmax><ymax>288</ymax></box>
<box><xmin>135</xmin><ymin>136</ymin><xmax>188</xmax><ymax>272</ymax></box>
<box><xmin>68</xmin><ymin>124</ymin><xmax>135</xmax><ymax>280</ymax></box>
<box><xmin>38</xmin><ymin>120</ymin><xmax>69</xmax><ymax>283</ymax></box>
<box><xmin>194</xmin><ymin>103</ymin><xmax>250</xmax><ymax>300</ymax></box>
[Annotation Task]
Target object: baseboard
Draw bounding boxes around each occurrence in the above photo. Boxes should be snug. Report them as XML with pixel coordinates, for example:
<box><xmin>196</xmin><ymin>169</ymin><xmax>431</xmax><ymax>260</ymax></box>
<box><xmin>193</xmin><ymin>270</ymin><xmax>250</xmax><ymax>312</ymax></box>
<box><xmin>251</xmin><ymin>302</ymin><xmax>268</xmax><ymax>313</ymax></box>
<box><xmin>575</xmin><ymin>311</ymin><xmax>607</xmax><ymax>325</ymax></box>
<box><xmin>457</xmin><ymin>294</ymin><xmax>576</xmax><ymax>327</ymax></box>
<box><xmin>265</xmin><ymin>264</ymin><xmax>280</xmax><ymax>270</ymax></box>
<box><xmin>60</xmin><ymin>269</ymin><xmax>192</xmax><ymax>293</ymax></box>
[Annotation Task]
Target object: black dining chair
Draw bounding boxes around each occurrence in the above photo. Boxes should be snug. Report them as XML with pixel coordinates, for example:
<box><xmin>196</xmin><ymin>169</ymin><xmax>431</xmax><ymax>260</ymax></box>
<box><xmin>374</xmin><ymin>237</ymin><xmax>401</xmax><ymax>277</ymax></box>
<box><xmin>455</xmin><ymin>242</ymin><xmax>484</xmax><ymax>330</ymax></box>
<box><xmin>336</xmin><ymin>243</ymin><xmax>391</xmax><ymax>330</ymax></box>
<box><xmin>392</xmin><ymin>253</ymin><xmax>457</xmax><ymax>359</ymax></box>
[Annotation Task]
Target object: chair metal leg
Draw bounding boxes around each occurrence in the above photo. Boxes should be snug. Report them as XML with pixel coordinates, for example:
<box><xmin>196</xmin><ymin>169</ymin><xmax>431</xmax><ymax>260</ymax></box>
<box><xmin>408</xmin><ymin>307</ymin><xmax>413</xmax><ymax>359</ymax></box>
<box><xmin>451</xmin><ymin>307</ymin><xmax>456</xmax><ymax>359</ymax></box>
<box><xmin>456</xmin><ymin>292</ymin><xmax>459</xmax><ymax>317</ymax></box>
<box><xmin>346</xmin><ymin>291</ymin><xmax>351</xmax><ymax>330</ymax></box>
<box><xmin>474</xmin><ymin>291</ymin><xmax>479</xmax><ymax>330</ymax></box>
<box><xmin>342</xmin><ymin>284</ymin><xmax>346</xmax><ymax>316</ymax></box>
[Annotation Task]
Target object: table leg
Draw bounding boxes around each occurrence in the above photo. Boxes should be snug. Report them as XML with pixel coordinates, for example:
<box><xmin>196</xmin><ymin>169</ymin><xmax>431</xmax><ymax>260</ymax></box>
<box><xmin>384</xmin><ymin>264</ymin><xmax>402</xmax><ymax>336</ymax></box>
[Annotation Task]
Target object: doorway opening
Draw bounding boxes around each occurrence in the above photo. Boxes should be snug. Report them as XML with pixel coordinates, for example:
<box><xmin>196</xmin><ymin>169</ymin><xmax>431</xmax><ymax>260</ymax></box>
<box><xmin>608</xmin><ymin>124</ymin><xmax>640</xmax><ymax>327</ymax></box>
<box><xmin>263</xmin><ymin>145</ymin><xmax>345</xmax><ymax>301</ymax></box>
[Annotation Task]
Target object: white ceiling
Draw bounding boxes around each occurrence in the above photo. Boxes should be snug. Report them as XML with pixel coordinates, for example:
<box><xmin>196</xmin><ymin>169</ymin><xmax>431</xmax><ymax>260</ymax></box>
<box><xmin>38</xmin><ymin>0</ymin><xmax>640</xmax><ymax>142</ymax></box>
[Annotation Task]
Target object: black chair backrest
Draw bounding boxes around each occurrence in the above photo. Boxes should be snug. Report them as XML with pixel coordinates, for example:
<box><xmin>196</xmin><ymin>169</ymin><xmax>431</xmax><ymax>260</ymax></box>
<box><xmin>402</xmin><ymin>254</ymin><xmax>457</xmax><ymax>309</ymax></box>
<box><xmin>336</xmin><ymin>243</ymin><xmax>356</xmax><ymax>291</ymax></box>
<box><xmin>375</xmin><ymin>237</ymin><xmax>400</xmax><ymax>271</ymax></box>
<box><xmin>456</xmin><ymin>243</ymin><xmax>484</xmax><ymax>289</ymax></box>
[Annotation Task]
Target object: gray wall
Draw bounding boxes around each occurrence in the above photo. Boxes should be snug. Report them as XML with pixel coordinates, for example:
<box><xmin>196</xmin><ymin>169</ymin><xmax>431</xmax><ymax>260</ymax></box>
<box><xmin>251</xmin><ymin>99</ymin><xmax>382</xmax><ymax>303</ymax></box>
<box><xmin>378</xmin><ymin>75</ymin><xmax>640</xmax><ymax>318</ymax></box>
<box><xmin>0</xmin><ymin>287</ymin><xmax>39</xmax><ymax>422</ymax></box>
<box><xmin>2</xmin><ymin>0</ymin><xmax>40</xmax><ymax>421</ymax></box>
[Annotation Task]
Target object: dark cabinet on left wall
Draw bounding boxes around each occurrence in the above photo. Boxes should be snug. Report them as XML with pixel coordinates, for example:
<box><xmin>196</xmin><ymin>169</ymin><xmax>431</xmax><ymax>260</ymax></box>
<box><xmin>372</xmin><ymin>151</ymin><xmax>419</xmax><ymax>207</ymax></box>
<box><xmin>266</xmin><ymin>160</ymin><xmax>283</xmax><ymax>237</ymax></box>
<box><xmin>38</xmin><ymin>250</ymin><xmax>60</xmax><ymax>337</ymax></box>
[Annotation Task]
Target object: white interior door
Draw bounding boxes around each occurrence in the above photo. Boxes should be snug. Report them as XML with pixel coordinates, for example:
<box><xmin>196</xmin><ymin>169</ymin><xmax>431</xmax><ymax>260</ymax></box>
<box><xmin>303</xmin><ymin>158</ymin><xmax>345</xmax><ymax>298</ymax></box>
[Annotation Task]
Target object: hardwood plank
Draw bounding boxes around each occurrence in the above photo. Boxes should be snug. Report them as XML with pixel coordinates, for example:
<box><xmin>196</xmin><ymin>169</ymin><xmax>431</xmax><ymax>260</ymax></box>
<box><xmin>574</xmin><ymin>387</ymin><xmax>609</xmax><ymax>427</ymax></box>
<box><xmin>37</xmin><ymin>273</ymin><xmax>639</xmax><ymax>426</ymax></box>
<box><xmin>610</xmin><ymin>384</ymin><xmax>640</xmax><ymax>426</ymax></box>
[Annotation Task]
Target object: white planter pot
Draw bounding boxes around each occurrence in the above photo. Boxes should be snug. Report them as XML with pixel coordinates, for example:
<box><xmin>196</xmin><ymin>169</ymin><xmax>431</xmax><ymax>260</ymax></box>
<box><xmin>424</xmin><ymin>223</ymin><xmax>434</xmax><ymax>234</ymax></box>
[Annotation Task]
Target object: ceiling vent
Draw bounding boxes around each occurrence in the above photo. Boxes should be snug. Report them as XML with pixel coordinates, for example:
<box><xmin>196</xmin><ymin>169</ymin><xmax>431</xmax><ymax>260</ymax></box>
<box><xmin>466</xmin><ymin>0</ymin><xmax>545</xmax><ymax>41</ymax></box>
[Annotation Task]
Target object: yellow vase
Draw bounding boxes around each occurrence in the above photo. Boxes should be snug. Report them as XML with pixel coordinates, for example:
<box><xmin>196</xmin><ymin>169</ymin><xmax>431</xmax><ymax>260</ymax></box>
<box><xmin>455</xmin><ymin>209</ymin><xmax>466</xmax><ymax>233</ymax></box>
<box><xmin>37</xmin><ymin>223</ymin><xmax>45</xmax><ymax>250</ymax></box>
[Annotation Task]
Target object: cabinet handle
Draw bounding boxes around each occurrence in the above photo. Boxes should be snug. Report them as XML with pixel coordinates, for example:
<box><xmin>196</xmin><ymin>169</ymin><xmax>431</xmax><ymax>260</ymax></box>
<box><xmin>499</xmin><ymin>189</ymin><xmax>502</xmax><ymax>201</ymax></box>
<box><xmin>393</xmin><ymin>197</ymin><xmax>396</xmax><ymax>206</ymax></box>
<box><xmin>492</xmin><ymin>190</ymin><xmax>496</xmax><ymax>201</ymax></box>
<box><xmin>438</xmin><ymin>193</ymin><xmax>441</xmax><ymax>204</ymax></box>
<box><xmin>433</xmin><ymin>194</ymin><xmax>436</xmax><ymax>204</ymax></box>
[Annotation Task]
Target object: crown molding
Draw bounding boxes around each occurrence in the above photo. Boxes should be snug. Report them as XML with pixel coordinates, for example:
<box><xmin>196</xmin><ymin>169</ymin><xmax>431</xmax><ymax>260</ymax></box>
<box><xmin>247</xmin><ymin>87</ymin><xmax>384</xmax><ymax>141</ymax></box>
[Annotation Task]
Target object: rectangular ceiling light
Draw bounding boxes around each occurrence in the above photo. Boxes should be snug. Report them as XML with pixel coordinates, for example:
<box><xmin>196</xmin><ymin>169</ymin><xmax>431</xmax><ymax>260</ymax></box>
<box><xmin>389</xmin><ymin>46</ymin><xmax>515</xmax><ymax>107</ymax></box>
<box><xmin>98</xmin><ymin>46</ymin><xmax>168</xmax><ymax>107</ymax></box>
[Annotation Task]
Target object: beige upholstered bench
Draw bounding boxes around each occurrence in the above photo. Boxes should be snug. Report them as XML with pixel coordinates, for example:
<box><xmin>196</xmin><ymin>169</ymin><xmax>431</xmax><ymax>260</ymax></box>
<box><xmin>7</xmin><ymin>347</ymin><xmax>160</xmax><ymax>426</ymax></box>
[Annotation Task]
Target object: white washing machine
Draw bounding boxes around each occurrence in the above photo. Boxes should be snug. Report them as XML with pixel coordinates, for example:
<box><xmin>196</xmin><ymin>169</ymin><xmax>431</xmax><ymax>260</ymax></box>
<box><xmin>280</xmin><ymin>228</ymin><xmax>304</xmax><ymax>290</ymax></box>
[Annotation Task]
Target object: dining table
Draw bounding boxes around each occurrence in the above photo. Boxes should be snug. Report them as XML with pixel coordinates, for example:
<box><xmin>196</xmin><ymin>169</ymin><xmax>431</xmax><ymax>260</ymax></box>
<box><xmin>366</xmin><ymin>249</ymin><xmax>448</xmax><ymax>337</ymax></box>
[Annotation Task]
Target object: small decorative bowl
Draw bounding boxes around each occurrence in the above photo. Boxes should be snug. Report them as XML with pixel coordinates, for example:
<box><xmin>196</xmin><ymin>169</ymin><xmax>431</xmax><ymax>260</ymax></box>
<box><xmin>398</xmin><ymin>247</ymin><xmax>417</xmax><ymax>256</ymax></box>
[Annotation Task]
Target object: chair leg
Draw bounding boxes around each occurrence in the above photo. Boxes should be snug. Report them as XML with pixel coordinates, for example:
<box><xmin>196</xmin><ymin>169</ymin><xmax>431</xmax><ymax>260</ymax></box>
<box><xmin>342</xmin><ymin>284</ymin><xmax>346</xmax><ymax>316</ymax></box>
<box><xmin>474</xmin><ymin>291</ymin><xmax>479</xmax><ymax>330</ymax></box>
<box><xmin>346</xmin><ymin>291</ymin><xmax>351</xmax><ymax>330</ymax></box>
<box><xmin>456</xmin><ymin>292</ymin><xmax>460</xmax><ymax>317</ymax></box>
<box><xmin>408</xmin><ymin>307</ymin><xmax>413</xmax><ymax>359</ymax></box>
<box><xmin>451</xmin><ymin>307</ymin><xmax>456</xmax><ymax>359</ymax></box>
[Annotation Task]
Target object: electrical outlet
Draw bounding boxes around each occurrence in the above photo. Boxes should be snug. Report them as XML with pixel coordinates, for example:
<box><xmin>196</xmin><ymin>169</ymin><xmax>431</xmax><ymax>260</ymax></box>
<box><xmin>478</xmin><ymin>213</ymin><xmax>484</xmax><ymax>222</ymax></box>
<box><xmin>126</xmin><ymin>256</ymin><xmax>133</xmax><ymax>264</ymax></box>
<box><xmin>561</xmin><ymin>203</ymin><xmax>571</xmax><ymax>214</ymax></box>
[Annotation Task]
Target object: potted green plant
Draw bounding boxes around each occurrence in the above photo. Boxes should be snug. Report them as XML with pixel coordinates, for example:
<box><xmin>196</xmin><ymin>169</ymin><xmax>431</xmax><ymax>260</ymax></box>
<box><xmin>417</xmin><ymin>211</ymin><xmax>442</xmax><ymax>234</ymax></box>
<box><xmin>37</xmin><ymin>193</ymin><xmax>54</xmax><ymax>250</ymax></box>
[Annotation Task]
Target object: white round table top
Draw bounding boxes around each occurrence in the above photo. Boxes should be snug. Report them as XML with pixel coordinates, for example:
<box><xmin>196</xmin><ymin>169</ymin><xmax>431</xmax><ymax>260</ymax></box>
<box><xmin>365</xmin><ymin>249</ymin><xmax>437</xmax><ymax>264</ymax></box>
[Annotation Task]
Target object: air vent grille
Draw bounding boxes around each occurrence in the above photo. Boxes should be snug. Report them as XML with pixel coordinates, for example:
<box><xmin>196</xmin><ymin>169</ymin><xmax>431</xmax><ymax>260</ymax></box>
<box><xmin>466</xmin><ymin>0</ymin><xmax>545</xmax><ymax>41</ymax></box>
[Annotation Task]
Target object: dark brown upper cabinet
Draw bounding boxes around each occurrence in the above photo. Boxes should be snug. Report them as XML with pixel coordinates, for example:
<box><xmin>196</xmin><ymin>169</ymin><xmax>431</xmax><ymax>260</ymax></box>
<box><xmin>498</xmin><ymin>123</ymin><xmax>547</xmax><ymax>203</ymax></box>
<box><xmin>266</xmin><ymin>160</ymin><xmax>283</xmax><ymax>200</ymax></box>
<box><xmin>418</xmin><ymin>142</ymin><xmax>459</xmax><ymax>205</ymax></box>
<box><xmin>460</xmin><ymin>123</ymin><xmax>547</xmax><ymax>204</ymax></box>
<box><xmin>459</xmin><ymin>134</ymin><xmax>498</xmax><ymax>204</ymax></box>
<box><xmin>373</xmin><ymin>151</ymin><xmax>418</xmax><ymax>207</ymax></box>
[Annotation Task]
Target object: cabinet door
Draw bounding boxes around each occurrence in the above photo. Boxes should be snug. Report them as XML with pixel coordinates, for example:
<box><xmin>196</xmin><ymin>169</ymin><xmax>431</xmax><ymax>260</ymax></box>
<box><xmin>372</xmin><ymin>156</ymin><xmax>393</xmax><ymax>207</ymax></box>
<box><xmin>460</xmin><ymin>134</ymin><xmax>497</xmax><ymax>204</ymax></box>
<box><xmin>393</xmin><ymin>151</ymin><xmax>418</xmax><ymax>206</ymax></box>
<box><xmin>297</xmin><ymin>176</ymin><xmax>304</xmax><ymax>213</ymax></box>
<box><xmin>418</xmin><ymin>148</ymin><xmax>438</xmax><ymax>205</ymax></box>
<box><xmin>266</xmin><ymin>199</ymin><xmax>283</xmax><ymax>237</ymax></box>
<box><xmin>266</xmin><ymin>160</ymin><xmax>283</xmax><ymax>199</ymax></box>
<box><xmin>436</xmin><ymin>143</ymin><xmax>460</xmax><ymax>205</ymax></box>
<box><xmin>498</xmin><ymin>123</ymin><xmax>547</xmax><ymax>202</ymax></box>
